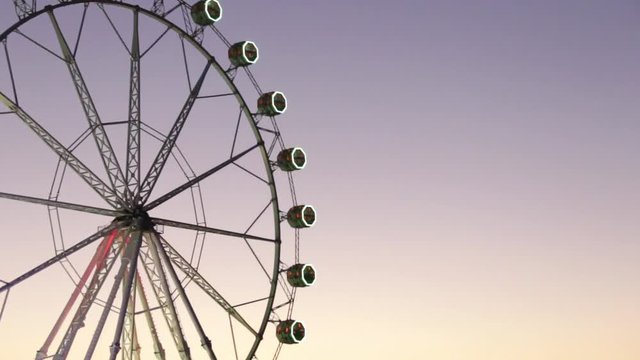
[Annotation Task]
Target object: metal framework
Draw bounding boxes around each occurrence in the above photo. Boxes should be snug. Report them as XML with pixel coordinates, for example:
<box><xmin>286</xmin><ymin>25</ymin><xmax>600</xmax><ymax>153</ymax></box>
<box><xmin>0</xmin><ymin>1</ymin><xmax>307</xmax><ymax>359</ymax></box>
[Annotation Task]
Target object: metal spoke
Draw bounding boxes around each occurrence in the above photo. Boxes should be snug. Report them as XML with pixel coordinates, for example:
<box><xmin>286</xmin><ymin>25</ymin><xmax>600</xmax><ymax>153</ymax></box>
<box><xmin>3</xmin><ymin>39</ymin><xmax>18</xmax><ymax>106</ymax></box>
<box><xmin>158</xmin><ymin>235</ymin><xmax>258</xmax><ymax>337</ymax></box>
<box><xmin>145</xmin><ymin>143</ymin><xmax>261</xmax><ymax>210</ymax></box>
<box><xmin>0</xmin><ymin>191</ymin><xmax>121</xmax><ymax>217</ymax></box>
<box><xmin>151</xmin><ymin>232</ymin><xmax>217</xmax><ymax>359</ymax></box>
<box><xmin>138</xmin><ymin>62</ymin><xmax>211</xmax><ymax>204</ymax></box>
<box><xmin>151</xmin><ymin>218</ymin><xmax>276</xmax><ymax>243</ymax></box>
<box><xmin>14</xmin><ymin>29</ymin><xmax>65</xmax><ymax>61</ymax></box>
<box><xmin>140</xmin><ymin>27</ymin><xmax>171</xmax><ymax>58</ymax></box>
<box><xmin>72</xmin><ymin>3</ymin><xmax>89</xmax><ymax>57</ymax></box>
<box><xmin>48</xmin><ymin>9</ymin><xmax>128</xmax><ymax>202</ymax></box>
<box><xmin>0</xmin><ymin>91</ymin><xmax>122</xmax><ymax>208</ymax></box>
<box><xmin>0</xmin><ymin>222</ymin><xmax>122</xmax><ymax>295</ymax></box>
<box><xmin>233</xmin><ymin>297</ymin><xmax>270</xmax><ymax>309</ymax></box>
<box><xmin>125</xmin><ymin>10</ymin><xmax>142</xmax><ymax>203</ymax></box>
<box><xmin>233</xmin><ymin>162</ymin><xmax>269</xmax><ymax>185</ymax></box>
<box><xmin>180</xmin><ymin>36</ymin><xmax>192</xmax><ymax>91</ymax></box>
<box><xmin>229</xmin><ymin>107</ymin><xmax>243</xmax><ymax>157</ymax></box>
<box><xmin>197</xmin><ymin>92</ymin><xmax>236</xmax><ymax>100</ymax></box>
<box><xmin>229</xmin><ymin>314</ymin><xmax>239</xmax><ymax>360</ymax></box>
<box><xmin>0</xmin><ymin>287</ymin><xmax>8</xmax><ymax>324</ymax></box>
<box><xmin>97</xmin><ymin>3</ymin><xmax>131</xmax><ymax>56</ymax></box>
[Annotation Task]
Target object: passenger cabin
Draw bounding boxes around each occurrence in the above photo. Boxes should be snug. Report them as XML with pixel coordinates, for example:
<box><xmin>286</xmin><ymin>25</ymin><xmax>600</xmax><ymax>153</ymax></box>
<box><xmin>229</xmin><ymin>41</ymin><xmax>259</xmax><ymax>66</ymax></box>
<box><xmin>258</xmin><ymin>91</ymin><xmax>287</xmax><ymax>116</ymax></box>
<box><xmin>191</xmin><ymin>0</ymin><xmax>222</xmax><ymax>26</ymax></box>
<box><xmin>287</xmin><ymin>264</ymin><xmax>316</xmax><ymax>287</ymax></box>
<box><xmin>287</xmin><ymin>205</ymin><xmax>316</xmax><ymax>228</ymax></box>
<box><xmin>276</xmin><ymin>320</ymin><xmax>306</xmax><ymax>344</ymax></box>
<box><xmin>277</xmin><ymin>147</ymin><xmax>307</xmax><ymax>171</ymax></box>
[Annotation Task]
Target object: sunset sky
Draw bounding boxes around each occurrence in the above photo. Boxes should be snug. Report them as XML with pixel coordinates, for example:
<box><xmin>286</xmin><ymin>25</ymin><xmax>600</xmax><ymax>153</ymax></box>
<box><xmin>0</xmin><ymin>0</ymin><xmax>639</xmax><ymax>359</ymax></box>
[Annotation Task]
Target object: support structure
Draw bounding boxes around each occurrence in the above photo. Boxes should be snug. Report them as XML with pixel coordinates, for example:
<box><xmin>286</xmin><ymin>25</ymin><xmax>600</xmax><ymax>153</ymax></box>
<box><xmin>138</xmin><ymin>62</ymin><xmax>211</xmax><ymax>203</ymax></box>
<box><xmin>48</xmin><ymin>9</ymin><xmax>128</xmax><ymax>205</ymax></box>
<box><xmin>125</xmin><ymin>9</ymin><xmax>142</xmax><ymax>203</ymax></box>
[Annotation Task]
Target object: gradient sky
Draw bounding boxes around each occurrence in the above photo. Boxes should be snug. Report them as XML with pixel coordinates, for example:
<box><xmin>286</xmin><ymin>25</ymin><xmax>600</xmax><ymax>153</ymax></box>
<box><xmin>1</xmin><ymin>0</ymin><xmax>639</xmax><ymax>359</ymax></box>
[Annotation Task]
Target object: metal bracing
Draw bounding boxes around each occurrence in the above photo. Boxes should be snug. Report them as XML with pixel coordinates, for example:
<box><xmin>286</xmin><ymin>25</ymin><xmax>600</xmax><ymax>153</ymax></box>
<box><xmin>139</xmin><ymin>122</ymin><xmax>208</xmax><ymax>269</ymax></box>
<box><xmin>135</xmin><ymin>274</ymin><xmax>166</xmax><ymax>360</ymax></box>
<box><xmin>145</xmin><ymin>143</ymin><xmax>262</xmax><ymax>211</ymax></box>
<box><xmin>158</xmin><ymin>235</ymin><xmax>258</xmax><ymax>337</ymax></box>
<box><xmin>108</xmin><ymin>231</ymin><xmax>143</xmax><ymax>360</ymax></box>
<box><xmin>152</xmin><ymin>0</ymin><xmax>165</xmax><ymax>15</ymax></box>
<box><xmin>48</xmin><ymin>9</ymin><xmax>128</xmax><ymax>203</ymax></box>
<box><xmin>36</xmin><ymin>230</ymin><xmax>119</xmax><ymax>359</ymax></box>
<box><xmin>150</xmin><ymin>232</ymin><xmax>217</xmax><ymax>360</ymax></box>
<box><xmin>12</xmin><ymin>0</ymin><xmax>34</xmax><ymax>20</ymax></box>
<box><xmin>125</xmin><ymin>10</ymin><xmax>142</xmax><ymax>203</ymax></box>
<box><xmin>52</xmin><ymin>229</ymin><xmax>125</xmax><ymax>360</ymax></box>
<box><xmin>0</xmin><ymin>91</ymin><xmax>122</xmax><ymax>208</ymax></box>
<box><xmin>0</xmin><ymin>286</ymin><xmax>7</xmax><ymax>325</ymax></box>
<box><xmin>179</xmin><ymin>1</ymin><xmax>203</xmax><ymax>44</ymax></box>
<box><xmin>138</xmin><ymin>62</ymin><xmax>211</xmax><ymax>204</ymax></box>
<box><xmin>0</xmin><ymin>222</ymin><xmax>121</xmax><ymax>295</ymax></box>
<box><xmin>152</xmin><ymin>217</ymin><xmax>276</xmax><ymax>243</ymax></box>
<box><xmin>0</xmin><ymin>191</ymin><xmax>121</xmax><ymax>217</ymax></box>
<box><xmin>139</xmin><ymin>234</ymin><xmax>191</xmax><ymax>360</ymax></box>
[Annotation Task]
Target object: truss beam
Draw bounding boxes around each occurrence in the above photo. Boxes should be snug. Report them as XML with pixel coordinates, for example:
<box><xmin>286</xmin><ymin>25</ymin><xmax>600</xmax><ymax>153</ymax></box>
<box><xmin>125</xmin><ymin>10</ymin><xmax>142</xmax><ymax>203</ymax></box>
<box><xmin>0</xmin><ymin>91</ymin><xmax>122</xmax><ymax>208</ymax></box>
<box><xmin>48</xmin><ymin>9</ymin><xmax>128</xmax><ymax>203</ymax></box>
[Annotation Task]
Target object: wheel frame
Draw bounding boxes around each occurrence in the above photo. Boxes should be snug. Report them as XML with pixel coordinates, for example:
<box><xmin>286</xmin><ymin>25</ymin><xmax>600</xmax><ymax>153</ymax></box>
<box><xmin>0</xmin><ymin>1</ymin><xmax>300</xmax><ymax>358</ymax></box>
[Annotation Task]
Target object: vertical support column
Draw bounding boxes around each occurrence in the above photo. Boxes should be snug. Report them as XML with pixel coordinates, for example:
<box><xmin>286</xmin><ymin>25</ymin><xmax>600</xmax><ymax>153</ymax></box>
<box><xmin>150</xmin><ymin>232</ymin><xmax>217</xmax><ymax>360</ymax></box>
<box><xmin>139</xmin><ymin>234</ymin><xmax>191</xmax><ymax>360</ymax></box>
<box><xmin>36</xmin><ymin>230</ymin><xmax>117</xmax><ymax>359</ymax></box>
<box><xmin>135</xmin><ymin>275</ymin><xmax>166</xmax><ymax>360</ymax></box>
<box><xmin>53</xmin><ymin>230</ymin><xmax>125</xmax><ymax>360</ymax></box>
<box><xmin>109</xmin><ymin>231</ymin><xmax>143</xmax><ymax>360</ymax></box>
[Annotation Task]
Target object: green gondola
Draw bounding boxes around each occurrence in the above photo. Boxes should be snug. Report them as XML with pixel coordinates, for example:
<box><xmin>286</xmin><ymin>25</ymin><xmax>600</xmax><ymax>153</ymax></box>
<box><xmin>190</xmin><ymin>0</ymin><xmax>222</xmax><ymax>26</ymax></box>
<box><xmin>228</xmin><ymin>41</ymin><xmax>259</xmax><ymax>66</ymax></box>
<box><xmin>287</xmin><ymin>205</ymin><xmax>316</xmax><ymax>228</ymax></box>
<box><xmin>257</xmin><ymin>91</ymin><xmax>287</xmax><ymax>116</ymax></box>
<box><xmin>277</xmin><ymin>147</ymin><xmax>307</xmax><ymax>171</ymax></box>
<box><xmin>287</xmin><ymin>264</ymin><xmax>316</xmax><ymax>287</ymax></box>
<box><xmin>276</xmin><ymin>320</ymin><xmax>306</xmax><ymax>344</ymax></box>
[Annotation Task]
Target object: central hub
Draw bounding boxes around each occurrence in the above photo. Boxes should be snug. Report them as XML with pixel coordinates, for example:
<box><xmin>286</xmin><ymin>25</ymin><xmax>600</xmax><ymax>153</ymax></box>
<box><xmin>114</xmin><ymin>206</ymin><xmax>154</xmax><ymax>231</ymax></box>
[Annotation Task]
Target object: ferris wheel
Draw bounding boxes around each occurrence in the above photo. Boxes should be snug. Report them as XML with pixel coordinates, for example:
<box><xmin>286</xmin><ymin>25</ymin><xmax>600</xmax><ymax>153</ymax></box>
<box><xmin>0</xmin><ymin>1</ymin><xmax>316</xmax><ymax>359</ymax></box>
